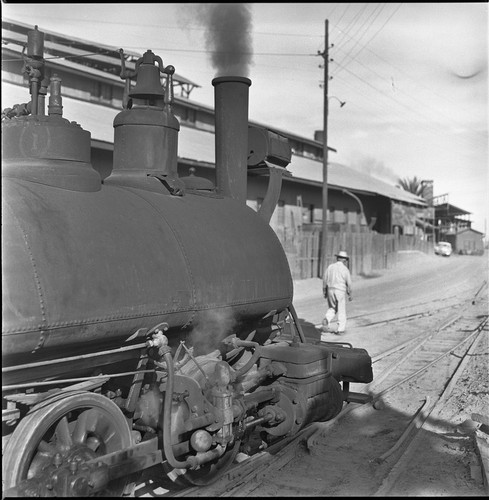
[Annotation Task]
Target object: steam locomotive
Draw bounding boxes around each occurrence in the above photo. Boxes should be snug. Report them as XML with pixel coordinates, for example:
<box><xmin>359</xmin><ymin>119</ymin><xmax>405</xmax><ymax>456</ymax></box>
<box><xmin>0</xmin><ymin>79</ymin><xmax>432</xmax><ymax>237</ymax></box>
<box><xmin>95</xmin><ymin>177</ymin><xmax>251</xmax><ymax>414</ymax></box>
<box><xmin>2</xmin><ymin>26</ymin><xmax>373</xmax><ymax>496</ymax></box>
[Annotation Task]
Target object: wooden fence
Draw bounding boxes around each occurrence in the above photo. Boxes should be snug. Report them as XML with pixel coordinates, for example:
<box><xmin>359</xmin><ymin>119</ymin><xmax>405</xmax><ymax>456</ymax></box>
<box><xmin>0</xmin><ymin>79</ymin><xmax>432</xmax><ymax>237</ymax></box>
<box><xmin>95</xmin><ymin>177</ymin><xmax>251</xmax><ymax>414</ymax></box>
<box><xmin>282</xmin><ymin>229</ymin><xmax>433</xmax><ymax>279</ymax></box>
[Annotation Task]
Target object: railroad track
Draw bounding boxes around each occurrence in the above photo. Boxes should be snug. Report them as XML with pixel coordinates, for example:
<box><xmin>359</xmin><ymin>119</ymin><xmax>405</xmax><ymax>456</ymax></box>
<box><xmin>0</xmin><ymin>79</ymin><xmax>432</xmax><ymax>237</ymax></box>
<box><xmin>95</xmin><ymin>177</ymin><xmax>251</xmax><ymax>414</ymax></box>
<box><xmin>136</xmin><ymin>281</ymin><xmax>488</xmax><ymax>497</ymax></box>
<box><xmin>213</xmin><ymin>319</ymin><xmax>488</xmax><ymax>496</ymax></box>
<box><xmin>313</xmin><ymin>291</ymin><xmax>470</xmax><ymax>330</ymax></box>
<box><xmin>372</xmin><ymin>321</ymin><xmax>488</xmax><ymax>496</ymax></box>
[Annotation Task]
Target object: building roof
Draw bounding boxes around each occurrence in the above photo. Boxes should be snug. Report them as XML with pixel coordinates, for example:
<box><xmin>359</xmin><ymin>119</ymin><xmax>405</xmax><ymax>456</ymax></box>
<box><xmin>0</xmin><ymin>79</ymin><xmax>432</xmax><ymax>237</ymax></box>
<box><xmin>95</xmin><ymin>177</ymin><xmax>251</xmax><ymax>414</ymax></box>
<box><xmin>456</xmin><ymin>227</ymin><xmax>484</xmax><ymax>236</ymax></box>
<box><xmin>286</xmin><ymin>154</ymin><xmax>426</xmax><ymax>206</ymax></box>
<box><xmin>434</xmin><ymin>202</ymin><xmax>471</xmax><ymax>216</ymax></box>
<box><xmin>2</xmin><ymin>80</ymin><xmax>426</xmax><ymax>207</ymax></box>
<box><xmin>2</xmin><ymin>18</ymin><xmax>200</xmax><ymax>93</ymax></box>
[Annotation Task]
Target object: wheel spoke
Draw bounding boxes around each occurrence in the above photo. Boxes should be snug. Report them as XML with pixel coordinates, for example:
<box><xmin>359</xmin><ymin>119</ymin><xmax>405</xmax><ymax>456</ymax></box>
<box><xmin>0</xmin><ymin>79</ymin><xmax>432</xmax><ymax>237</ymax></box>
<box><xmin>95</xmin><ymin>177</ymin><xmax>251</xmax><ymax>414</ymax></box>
<box><xmin>89</xmin><ymin>411</ymin><xmax>120</xmax><ymax>450</ymax></box>
<box><xmin>55</xmin><ymin>416</ymin><xmax>73</xmax><ymax>450</ymax></box>
<box><xmin>104</xmin><ymin>429</ymin><xmax>117</xmax><ymax>447</ymax></box>
<box><xmin>85</xmin><ymin>408</ymin><xmax>101</xmax><ymax>433</ymax></box>
<box><xmin>37</xmin><ymin>439</ymin><xmax>55</xmax><ymax>454</ymax></box>
<box><xmin>72</xmin><ymin>410</ymin><xmax>89</xmax><ymax>444</ymax></box>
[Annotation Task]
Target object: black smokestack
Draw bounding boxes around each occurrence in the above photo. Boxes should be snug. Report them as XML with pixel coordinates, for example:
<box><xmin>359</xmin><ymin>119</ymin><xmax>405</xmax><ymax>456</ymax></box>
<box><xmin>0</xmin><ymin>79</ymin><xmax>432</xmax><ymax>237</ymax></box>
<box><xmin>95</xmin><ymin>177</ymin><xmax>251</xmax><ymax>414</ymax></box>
<box><xmin>212</xmin><ymin>76</ymin><xmax>251</xmax><ymax>201</ymax></box>
<box><xmin>180</xmin><ymin>3</ymin><xmax>254</xmax><ymax>201</ymax></box>
<box><xmin>197</xmin><ymin>3</ymin><xmax>253</xmax><ymax>77</ymax></box>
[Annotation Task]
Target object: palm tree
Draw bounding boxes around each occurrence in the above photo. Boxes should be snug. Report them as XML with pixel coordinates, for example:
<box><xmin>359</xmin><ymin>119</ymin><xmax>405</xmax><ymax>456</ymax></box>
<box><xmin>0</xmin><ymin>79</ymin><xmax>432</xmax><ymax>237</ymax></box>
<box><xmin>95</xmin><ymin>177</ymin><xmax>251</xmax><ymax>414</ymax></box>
<box><xmin>396</xmin><ymin>176</ymin><xmax>424</xmax><ymax>197</ymax></box>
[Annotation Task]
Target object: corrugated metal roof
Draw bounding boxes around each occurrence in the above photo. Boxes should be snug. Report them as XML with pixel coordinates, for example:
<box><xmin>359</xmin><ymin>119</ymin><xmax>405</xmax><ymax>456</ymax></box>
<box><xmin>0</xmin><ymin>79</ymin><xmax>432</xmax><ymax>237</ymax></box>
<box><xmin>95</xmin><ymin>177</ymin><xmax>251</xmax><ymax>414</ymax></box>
<box><xmin>287</xmin><ymin>154</ymin><xmax>426</xmax><ymax>206</ymax></box>
<box><xmin>2</xmin><ymin>18</ymin><xmax>200</xmax><ymax>89</ymax></box>
<box><xmin>434</xmin><ymin>202</ymin><xmax>471</xmax><ymax>216</ymax></box>
<box><xmin>2</xmin><ymin>81</ymin><xmax>425</xmax><ymax>207</ymax></box>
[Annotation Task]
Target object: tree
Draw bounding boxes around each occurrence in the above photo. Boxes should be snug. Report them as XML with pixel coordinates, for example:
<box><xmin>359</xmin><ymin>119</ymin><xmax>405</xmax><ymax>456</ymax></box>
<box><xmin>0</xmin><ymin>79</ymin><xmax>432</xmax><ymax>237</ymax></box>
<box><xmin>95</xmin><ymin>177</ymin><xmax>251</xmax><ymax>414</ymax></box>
<box><xmin>396</xmin><ymin>176</ymin><xmax>424</xmax><ymax>197</ymax></box>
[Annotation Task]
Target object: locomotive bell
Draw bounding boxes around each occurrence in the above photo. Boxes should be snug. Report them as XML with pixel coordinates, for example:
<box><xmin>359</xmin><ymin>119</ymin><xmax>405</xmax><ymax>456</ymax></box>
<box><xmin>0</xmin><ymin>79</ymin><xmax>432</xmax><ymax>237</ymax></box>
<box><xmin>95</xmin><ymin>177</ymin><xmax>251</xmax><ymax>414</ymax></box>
<box><xmin>129</xmin><ymin>50</ymin><xmax>165</xmax><ymax>99</ymax></box>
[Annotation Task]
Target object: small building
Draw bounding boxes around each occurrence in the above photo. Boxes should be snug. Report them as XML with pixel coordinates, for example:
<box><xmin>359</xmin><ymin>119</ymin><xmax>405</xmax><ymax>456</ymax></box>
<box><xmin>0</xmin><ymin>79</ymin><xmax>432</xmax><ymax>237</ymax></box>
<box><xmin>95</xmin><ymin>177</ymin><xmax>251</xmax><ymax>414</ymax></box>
<box><xmin>434</xmin><ymin>198</ymin><xmax>473</xmax><ymax>235</ymax></box>
<box><xmin>432</xmin><ymin>195</ymin><xmax>484</xmax><ymax>255</ymax></box>
<box><xmin>444</xmin><ymin>228</ymin><xmax>485</xmax><ymax>255</ymax></box>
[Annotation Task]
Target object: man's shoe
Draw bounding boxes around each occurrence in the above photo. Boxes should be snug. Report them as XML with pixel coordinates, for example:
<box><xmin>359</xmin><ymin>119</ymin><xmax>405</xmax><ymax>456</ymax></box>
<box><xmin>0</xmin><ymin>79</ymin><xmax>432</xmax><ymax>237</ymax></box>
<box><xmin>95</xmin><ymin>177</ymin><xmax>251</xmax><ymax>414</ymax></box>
<box><xmin>335</xmin><ymin>331</ymin><xmax>345</xmax><ymax>336</ymax></box>
<box><xmin>321</xmin><ymin>326</ymin><xmax>337</xmax><ymax>333</ymax></box>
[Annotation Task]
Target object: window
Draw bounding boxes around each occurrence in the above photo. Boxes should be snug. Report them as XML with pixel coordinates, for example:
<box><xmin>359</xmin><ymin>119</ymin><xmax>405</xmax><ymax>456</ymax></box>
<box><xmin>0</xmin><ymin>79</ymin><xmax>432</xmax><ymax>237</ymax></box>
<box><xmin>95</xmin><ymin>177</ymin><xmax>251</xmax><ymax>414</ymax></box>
<box><xmin>347</xmin><ymin>210</ymin><xmax>357</xmax><ymax>225</ymax></box>
<box><xmin>302</xmin><ymin>204</ymin><xmax>313</xmax><ymax>223</ymax></box>
<box><xmin>180</xmin><ymin>107</ymin><xmax>196</xmax><ymax>124</ymax></box>
<box><xmin>91</xmin><ymin>81</ymin><xmax>113</xmax><ymax>102</ymax></box>
<box><xmin>328</xmin><ymin>206</ymin><xmax>334</xmax><ymax>222</ymax></box>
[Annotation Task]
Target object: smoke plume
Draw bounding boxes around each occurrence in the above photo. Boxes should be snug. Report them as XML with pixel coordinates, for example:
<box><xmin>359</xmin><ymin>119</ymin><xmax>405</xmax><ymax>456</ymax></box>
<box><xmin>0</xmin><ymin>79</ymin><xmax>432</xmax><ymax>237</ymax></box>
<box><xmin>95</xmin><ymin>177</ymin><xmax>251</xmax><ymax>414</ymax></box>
<box><xmin>350</xmin><ymin>153</ymin><xmax>399</xmax><ymax>184</ymax></box>
<box><xmin>193</xmin><ymin>3</ymin><xmax>254</xmax><ymax>77</ymax></box>
<box><xmin>190</xmin><ymin>309</ymin><xmax>237</xmax><ymax>355</ymax></box>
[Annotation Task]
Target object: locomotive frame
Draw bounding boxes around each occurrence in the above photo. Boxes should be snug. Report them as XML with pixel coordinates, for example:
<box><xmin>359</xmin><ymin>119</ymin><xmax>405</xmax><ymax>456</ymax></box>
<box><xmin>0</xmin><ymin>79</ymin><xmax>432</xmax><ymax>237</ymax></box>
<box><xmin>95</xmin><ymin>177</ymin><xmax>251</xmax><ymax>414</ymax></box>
<box><xmin>2</xmin><ymin>26</ymin><xmax>373</xmax><ymax>496</ymax></box>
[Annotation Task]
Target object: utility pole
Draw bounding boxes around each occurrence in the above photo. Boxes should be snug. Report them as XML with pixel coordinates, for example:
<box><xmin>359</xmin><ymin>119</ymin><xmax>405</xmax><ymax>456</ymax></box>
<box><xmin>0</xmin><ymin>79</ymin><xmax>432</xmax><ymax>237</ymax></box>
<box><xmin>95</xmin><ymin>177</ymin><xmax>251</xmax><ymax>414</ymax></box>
<box><xmin>320</xmin><ymin>19</ymin><xmax>329</xmax><ymax>276</ymax></box>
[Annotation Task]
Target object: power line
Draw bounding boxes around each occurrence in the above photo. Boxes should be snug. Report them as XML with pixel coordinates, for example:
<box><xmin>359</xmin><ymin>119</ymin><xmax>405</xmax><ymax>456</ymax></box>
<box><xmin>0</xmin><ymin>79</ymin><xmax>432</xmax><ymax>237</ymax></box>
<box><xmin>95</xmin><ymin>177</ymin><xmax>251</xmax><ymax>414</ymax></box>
<box><xmin>339</xmin><ymin>64</ymin><xmax>486</xmax><ymax>150</ymax></box>
<box><xmin>332</xmin><ymin>3</ymin><xmax>371</xmax><ymax>48</ymax></box>
<box><xmin>332</xmin><ymin>4</ymin><xmax>387</xmax><ymax>69</ymax></box>
<box><xmin>331</xmin><ymin>70</ymin><xmax>487</xmax><ymax>158</ymax></box>
<box><xmin>333</xmin><ymin>3</ymin><xmax>404</xmax><ymax>77</ymax></box>
<box><xmin>2</xmin><ymin>45</ymin><xmax>317</xmax><ymax>63</ymax></box>
<box><xmin>334</xmin><ymin>28</ymin><xmax>476</xmax><ymax>114</ymax></box>
<box><xmin>333</xmin><ymin>47</ymin><xmax>487</xmax><ymax>141</ymax></box>
<box><xmin>332</xmin><ymin>3</ymin><xmax>402</xmax><ymax>77</ymax></box>
<box><xmin>4</xmin><ymin>12</ymin><xmax>326</xmax><ymax>39</ymax></box>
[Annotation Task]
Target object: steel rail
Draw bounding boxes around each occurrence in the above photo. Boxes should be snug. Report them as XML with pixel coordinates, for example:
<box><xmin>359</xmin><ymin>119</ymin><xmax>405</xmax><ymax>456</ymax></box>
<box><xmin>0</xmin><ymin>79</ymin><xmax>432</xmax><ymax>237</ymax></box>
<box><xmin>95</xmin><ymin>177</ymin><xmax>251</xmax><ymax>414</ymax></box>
<box><xmin>356</xmin><ymin>317</ymin><xmax>486</xmax><ymax>412</ymax></box>
<box><xmin>213</xmin><ymin>315</ymin><xmax>488</xmax><ymax>498</ymax></box>
<box><xmin>173</xmin><ymin>403</ymin><xmax>355</xmax><ymax>498</ymax></box>
<box><xmin>314</xmin><ymin>300</ymin><xmax>457</xmax><ymax>330</ymax></box>
<box><xmin>372</xmin><ymin>325</ymin><xmax>487</xmax><ymax>496</ymax></box>
<box><xmin>145</xmin><ymin>283</ymin><xmax>489</xmax><ymax>497</ymax></box>
<box><xmin>315</xmin><ymin>279</ymin><xmax>487</xmax><ymax>330</ymax></box>
<box><xmin>176</xmin><ymin>312</ymin><xmax>481</xmax><ymax>497</ymax></box>
<box><xmin>305</xmin><ymin>313</ymin><xmax>487</xmax><ymax>448</ymax></box>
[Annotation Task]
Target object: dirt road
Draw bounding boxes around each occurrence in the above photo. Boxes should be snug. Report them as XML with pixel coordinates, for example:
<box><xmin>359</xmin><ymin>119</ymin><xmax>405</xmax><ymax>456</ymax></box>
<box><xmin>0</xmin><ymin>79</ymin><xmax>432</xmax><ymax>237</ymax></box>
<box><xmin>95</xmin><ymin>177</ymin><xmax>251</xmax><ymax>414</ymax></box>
<box><xmin>245</xmin><ymin>250</ymin><xmax>489</xmax><ymax>497</ymax></box>
<box><xmin>293</xmin><ymin>250</ymin><xmax>486</xmax><ymax>352</ymax></box>
<box><xmin>134</xmin><ymin>251</ymin><xmax>487</xmax><ymax>497</ymax></box>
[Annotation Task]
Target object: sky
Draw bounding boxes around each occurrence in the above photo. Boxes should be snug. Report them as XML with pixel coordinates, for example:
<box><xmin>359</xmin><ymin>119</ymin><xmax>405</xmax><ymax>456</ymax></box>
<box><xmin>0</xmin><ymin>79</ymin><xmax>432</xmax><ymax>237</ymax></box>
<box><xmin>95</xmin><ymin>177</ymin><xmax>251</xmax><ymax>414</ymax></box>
<box><xmin>2</xmin><ymin>2</ymin><xmax>488</xmax><ymax>235</ymax></box>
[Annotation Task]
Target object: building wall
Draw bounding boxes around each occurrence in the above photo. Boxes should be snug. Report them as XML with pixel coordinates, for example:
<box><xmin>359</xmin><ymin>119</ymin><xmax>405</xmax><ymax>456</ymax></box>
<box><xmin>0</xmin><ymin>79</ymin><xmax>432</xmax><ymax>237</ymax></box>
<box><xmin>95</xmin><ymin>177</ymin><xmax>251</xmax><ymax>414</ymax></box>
<box><xmin>2</xmin><ymin>34</ymin><xmax>408</xmax><ymax>240</ymax></box>
<box><xmin>91</xmin><ymin>147</ymin><xmax>394</xmax><ymax>239</ymax></box>
<box><xmin>453</xmin><ymin>230</ymin><xmax>484</xmax><ymax>255</ymax></box>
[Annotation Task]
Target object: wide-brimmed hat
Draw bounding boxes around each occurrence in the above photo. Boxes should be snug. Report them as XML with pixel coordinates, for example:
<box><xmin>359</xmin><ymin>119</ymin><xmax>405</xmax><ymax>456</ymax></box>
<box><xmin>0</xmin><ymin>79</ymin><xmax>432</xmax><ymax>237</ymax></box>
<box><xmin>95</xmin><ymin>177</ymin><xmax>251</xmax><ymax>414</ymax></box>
<box><xmin>335</xmin><ymin>250</ymin><xmax>349</xmax><ymax>260</ymax></box>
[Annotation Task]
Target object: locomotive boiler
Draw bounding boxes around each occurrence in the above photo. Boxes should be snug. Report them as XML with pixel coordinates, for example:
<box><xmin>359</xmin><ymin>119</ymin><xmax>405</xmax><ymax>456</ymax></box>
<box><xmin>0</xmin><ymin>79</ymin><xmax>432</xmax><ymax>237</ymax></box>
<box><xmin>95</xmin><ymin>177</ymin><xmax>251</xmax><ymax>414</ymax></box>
<box><xmin>2</xmin><ymin>26</ymin><xmax>373</xmax><ymax>496</ymax></box>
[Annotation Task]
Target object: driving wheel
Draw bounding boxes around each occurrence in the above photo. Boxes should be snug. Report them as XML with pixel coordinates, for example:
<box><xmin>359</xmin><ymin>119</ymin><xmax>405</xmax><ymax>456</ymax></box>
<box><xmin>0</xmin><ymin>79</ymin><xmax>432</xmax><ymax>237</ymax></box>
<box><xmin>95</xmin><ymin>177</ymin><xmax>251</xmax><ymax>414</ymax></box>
<box><xmin>2</xmin><ymin>392</ymin><xmax>133</xmax><ymax>497</ymax></box>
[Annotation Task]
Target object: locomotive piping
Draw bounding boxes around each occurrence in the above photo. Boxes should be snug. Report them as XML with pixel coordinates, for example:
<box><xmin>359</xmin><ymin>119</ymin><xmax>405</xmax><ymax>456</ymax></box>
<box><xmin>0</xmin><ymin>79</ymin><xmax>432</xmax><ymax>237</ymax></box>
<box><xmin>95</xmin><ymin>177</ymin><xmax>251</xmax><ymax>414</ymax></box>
<box><xmin>162</xmin><ymin>351</ymin><xmax>191</xmax><ymax>469</ymax></box>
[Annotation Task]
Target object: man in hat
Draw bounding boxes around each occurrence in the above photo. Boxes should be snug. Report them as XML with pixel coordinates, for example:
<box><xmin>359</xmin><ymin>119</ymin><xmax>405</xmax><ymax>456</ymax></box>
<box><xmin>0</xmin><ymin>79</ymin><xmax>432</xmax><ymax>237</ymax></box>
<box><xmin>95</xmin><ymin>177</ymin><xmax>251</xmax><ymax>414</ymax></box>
<box><xmin>321</xmin><ymin>250</ymin><xmax>352</xmax><ymax>338</ymax></box>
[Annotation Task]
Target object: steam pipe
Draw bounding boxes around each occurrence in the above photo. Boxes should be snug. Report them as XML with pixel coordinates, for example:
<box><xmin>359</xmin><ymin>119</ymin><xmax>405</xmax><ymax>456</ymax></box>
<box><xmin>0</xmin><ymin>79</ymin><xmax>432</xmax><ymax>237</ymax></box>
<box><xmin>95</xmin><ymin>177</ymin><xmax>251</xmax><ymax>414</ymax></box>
<box><xmin>288</xmin><ymin>305</ymin><xmax>307</xmax><ymax>343</ymax></box>
<box><xmin>212</xmin><ymin>76</ymin><xmax>251</xmax><ymax>202</ymax></box>
<box><xmin>25</xmin><ymin>26</ymin><xmax>45</xmax><ymax>117</ymax></box>
<box><xmin>234</xmin><ymin>347</ymin><xmax>262</xmax><ymax>379</ymax></box>
<box><xmin>162</xmin><ymin>351</ymin><xmax>192</xmax><ymax>469</ymax></box>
